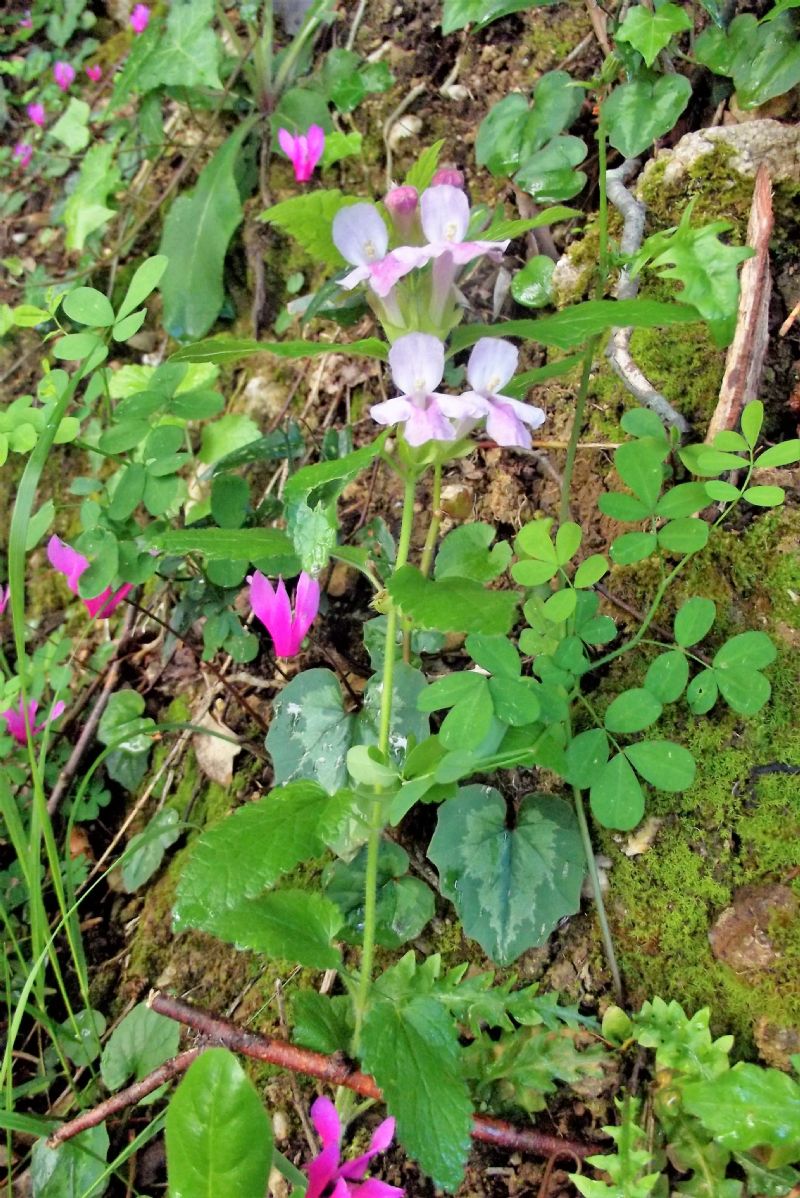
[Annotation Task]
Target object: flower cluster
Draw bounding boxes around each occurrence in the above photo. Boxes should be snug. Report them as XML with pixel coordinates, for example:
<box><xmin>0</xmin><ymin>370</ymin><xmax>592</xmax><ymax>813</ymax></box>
<box><xmin>332</xmin><ymin>180</ymin><xmax>509</xmax><ymax>339</ymax></box>
<box><xmin>370</xmin><ymin>332</ymin><xmax>544</xmax><ymax>450</ymax></box>
<box><xmin>305</xmin><ymin>1097</ymin><xmax>404</xmax><ymax>1198</ymax></box>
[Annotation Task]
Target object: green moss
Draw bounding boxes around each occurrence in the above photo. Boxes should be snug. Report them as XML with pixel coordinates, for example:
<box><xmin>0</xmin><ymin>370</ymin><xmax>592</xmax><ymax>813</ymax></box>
<box><xmin>599</xmin><ymin>508</ymin><xmax>800</xmax><ymax>1055</ymax></box>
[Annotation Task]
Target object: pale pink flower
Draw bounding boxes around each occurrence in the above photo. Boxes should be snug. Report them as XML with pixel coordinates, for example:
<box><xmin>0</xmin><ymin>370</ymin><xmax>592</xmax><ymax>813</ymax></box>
<box><xmin>13</xmin><ymin>143</ymin><xmax>33</xmax><ymax>168</ymax></box>
<box><xmin>85</xmin><ymin>65</ymin><xmax>103</xmax><ymax>82</ymax></box>
<box><xmin>278</xmin><ymin>125</ymin><xmax>325</xmax><ymax>183</ymax></box>
<box><xmin>248</xmin><ymin>571</ymin><xmax>320</xmax><ymax>656</ymax></box>
<box><xmin>383</xmin><ymin>185</ymin><xmax>419</xmax><ymax>241</ymax></box>
<box><xmin>20</xmin><ymin>11</ymin><xmax>33</xmax><ymax>29</ymax></box>
<box><xmin>332</xmin><ymin>204</ymin><xmax>423</xmax><ymax>299</ymax></box>
<box><xmin>462</xmin><ymin>338</ymin><xmax>545</xmax><ymax>449</ymax></box>
<box><xmin>53</xmin><ymin>61</ymin><xmax>76</xmax><ymax>91</ymax></box>
<box><xmin>47</xmin><ymin>536</ymin><xmax>133</xmax><ymax>619</ymax></box>
<box><xmin>305</xmin><ymin>1097</ymin><xmax>404</xmax><ymax>1198</ymax></box>
<box><xmin>1</xmin><ymin>698</ymin><xmax>66</xmax><ymax>746</ymax></box>
<box><xmin>129</xmin><ymin>3</ymin><xmax>150</xmax><ymax>33</ymax></box>
<box><xmin>370</xmin><ymin>333</ymin><xmax>483</xmax><ymax>446</ymax></box>
<box><xmin>27</xmin><ymin>102</ymin><xmax>45</xmax><ymax>127</ymax></box>
<box><xmin>0</xmin><ymin>585</ymin><xmax>9</xmax><ymax>615</ymax></box>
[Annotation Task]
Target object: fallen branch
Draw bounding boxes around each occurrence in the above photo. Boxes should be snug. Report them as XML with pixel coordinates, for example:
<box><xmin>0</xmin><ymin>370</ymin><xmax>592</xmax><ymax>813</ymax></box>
<box><xmin>706</xmin><ymin>165</ymin><xmax>773</xmax><ymax>443</ymax></box>
<box><xmin>604</xmin><ymin>160</ymin><xmax>689</xmax><ymax>434</ymax></box>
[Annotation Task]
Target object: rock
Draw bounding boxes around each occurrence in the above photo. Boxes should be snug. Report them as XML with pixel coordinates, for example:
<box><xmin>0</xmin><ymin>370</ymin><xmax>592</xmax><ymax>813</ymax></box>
<box><xmin>243</xmin><ymin>374</ymin><xmax>289</xmax><ymax>423</ymax></box>
<box><xmin>708</xmin><ymin>883</ymin><xmax>798</xmax><ymax>974</ymax></box>
<box><xmin>754</xmin><ymin>1016</ymin><xmax>800</xmax><ymax>1072</ymax></box>
<box><xmin>643</xmin><ymin>120</ymin><xmax>800</xmax><ymax>189</ymax></box>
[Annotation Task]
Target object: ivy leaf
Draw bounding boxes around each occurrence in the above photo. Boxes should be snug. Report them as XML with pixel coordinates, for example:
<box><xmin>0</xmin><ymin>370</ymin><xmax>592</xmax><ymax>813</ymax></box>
<box><xmin>361</xmin><ymin>997</ymin><xmax>473</xmax><ymax>1191</ymax></box>
<box><xmin>100</xmin><ymin>1003</ymin><xmax>180</xmax><ymax>1092</ymax></box>
<box><xmin>695</xmin><ymin>13</ymin><xmax>800</xmax><ymax>108</ymax></box>
<box><xmin>602</xmin><ymin>75</ymin><xmax>692</xmax><ymax>159</ymax></box>
<box><xmin>428</xmin><ymin>786</ymin><xmax>584</xmax><ymax>964</ymax></box>
<box><xmin>122</xmin><ymin>808</ymin><xmax>182</xmax><ymax>892</ymax></box>
<box><xmin>159</xmin><ymin>120</ymin><xmax>255</xmax><ymax>340</ymax></box>
<box><xmin>514</xmin><ymin>135</ymin><xmax>588</xmax><ymax>203</ymax></box>
<box><xmin>643</xmin><ymin>205</ymin><xmax>753</xmax><ymax>347</ymax></box>
<box><xmin>616</xmin><ymin>3</ymin><xmax>692</xmax><ymax>66</ymax></box>
<box><xmin>442</xmin><ymin>0</ymin><xmax>558</xmax><ymax>34</ymax></box>
<box><xmin>261</xmin><ymin>190</ymin><xmax>361</xmax><ymax>267</ymax></box>
<box><xmin>682</xmin><ymin>1064</ymin><xmax>800</xmax><ymax>1168</ymax></box>
<box><xmin>166</xmin><ymin>1049</ymin><xmax>272</xmax><ymax>1198</ymax></box>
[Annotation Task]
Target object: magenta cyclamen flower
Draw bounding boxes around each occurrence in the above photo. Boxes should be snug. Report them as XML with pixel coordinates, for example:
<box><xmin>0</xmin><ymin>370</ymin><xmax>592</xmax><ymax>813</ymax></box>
<box><xmin>278</xmin><ymin>125</ymin><xmax>325</xmax><ymax>183</ymax></box>
<box><xmin>47</xmin><ymin>536</ymin><xmax>133</xmax><ymax>619</ymax></box>
<box><xmin>370</xmin><ymin>333</ymin><xmax>483</xmax><ymax>446</ymax></box>
<box><xmin>13</xmin><ymin>143</ymin><xmax>33</xmax><ymax>168</ymax></box>
<box><xmin>248</xmin><ymin>570</ymin><xmax>320</xmax><ymax>657</ymax></box>
<box><xmin>1</xmin><ymin>698</ymin><xmax>66</xmax><ymax>746</ymax></box>
<box><xmin>306</xmin><ymin>1097</ymin><xmax>404</xmax><ymax>1198</ymax></box>
<box><xmin>27</xmin><ymin>102</ymin><xmax>45</xmax><ymax>127</ymax></box>
<box><xmin>86</xmin><ymin>65</ymin><xmax>102</xmax><ymax>82</ymax></box>
<box><xmin>20</xmin><ymin>11</ymin><xmax>33</xmax><ymax>28</ymax></box>
<box><xmin>463</xmin><ymin>338</ymin><xmax>546</xmax><ymax>449</ymax></box>
<box><xmin>53</xmin><ymin>61</ymin><xmax>75</xmax><ymax>91</ymax></box>
<box><xmin>129</xmin><ymin>3</ymin><xmax>150</xmax><ymax>33</ymax></box>
<box><xmin>0</xmin><ymin>585</ymin><xmax>9</xmax><ymax>615</ymax></box>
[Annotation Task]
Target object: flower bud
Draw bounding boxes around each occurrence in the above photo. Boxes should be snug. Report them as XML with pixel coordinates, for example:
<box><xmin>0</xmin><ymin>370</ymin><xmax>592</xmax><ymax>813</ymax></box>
<box><xmin>431</xmin><ymin>167</ymin><xmax>464</xmax><ymax>188</ymax></box>
<box><xmin>383</xmin><ymin>185</ymin><xmax>419</xmax><ymax>240</ymax></box>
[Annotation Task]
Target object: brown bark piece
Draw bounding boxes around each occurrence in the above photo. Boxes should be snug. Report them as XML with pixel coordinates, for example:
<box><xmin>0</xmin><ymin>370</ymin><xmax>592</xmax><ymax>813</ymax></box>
<box><xmin>706</xmin><ymin>165</ymin><xmax>774</xmax><ymax>443</ymax></box>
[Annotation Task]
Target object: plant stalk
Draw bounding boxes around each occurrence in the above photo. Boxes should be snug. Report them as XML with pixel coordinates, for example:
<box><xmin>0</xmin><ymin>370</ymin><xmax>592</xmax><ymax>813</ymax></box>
<box><xmin>351</xmin><ymin>473</ymin><xmax>417</xmax><ymax>1053</ymax></box>
<box><xmin>572</xmin><ymin>785</ymin><xmax>623</xmax><ymax>1001</ymax></box>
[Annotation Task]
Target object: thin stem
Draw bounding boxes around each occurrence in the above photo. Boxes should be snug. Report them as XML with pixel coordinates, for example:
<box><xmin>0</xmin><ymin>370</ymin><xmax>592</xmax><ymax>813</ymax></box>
<box><xmin>419</xmin><ymin>463</ymin><xmax>443</xmax><ymax>579</ymax></box>
<box><xmin>352</xmin><ymin>474</ymin><xmax>417</xmax><ymax>1054</ymax></box>
<box><xmin>573</xmin><ymin>785</ymin><xmax>623</xmax><ymax>1001</ymax></box>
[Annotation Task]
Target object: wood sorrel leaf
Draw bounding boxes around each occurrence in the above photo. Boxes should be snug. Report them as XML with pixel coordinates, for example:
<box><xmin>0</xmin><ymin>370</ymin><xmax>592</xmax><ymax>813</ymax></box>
<box><xmin>166</xmin><ymin>1049</ymin><xmax>273</xmax><ymax>1198</ymax></box>
<box><xmin>428</xmin><ymin>785</ymin><xmax>584</xmax><ymax>964</ymax></box>
<box><xmin>624</xmin><ymin>740</ymin><xmax>696</xmax><ymax>793</ymax></box>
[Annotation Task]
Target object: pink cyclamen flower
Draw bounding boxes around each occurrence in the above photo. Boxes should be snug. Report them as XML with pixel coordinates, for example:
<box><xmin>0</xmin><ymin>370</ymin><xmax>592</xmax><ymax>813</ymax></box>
<box><xmin>47</xmin><ymin>536</ymin><xmax>133</xmax><ymax>619</ymax></box>
<box><xmin>13</xmin><ymin>143</ymin><xmax>33</xmax><ymax>168</ymax></box>
<box><xmin>1</xmin><ymin>698</ymin><xmax>66</xmax><ymax>746</ymax></box>
<box><xmin>20</xmin><ymin>11</ymin><xmax>33</xmax><ymax>28</ymax></box>
<box><xmin>129</xmin><ymin>3</ymin><xmax>150</xmax><ymax>33</ymax></box>
<box><xmin>332</xmin><ymin>204</ymin><xmax>424</xmax><ymax>299</ymax></box>
<box><xmin>278</xmin><ymin>125</ymin><xmax>325</xmax><ymax>183</ymax></box>
<box><xmin>462</xmin><ymin>338</ymin><xmax>546</xmax><ymax>449</ymax></box>
<box><xmin>0</xmin><ymin>585</ymin><xmax>9</xmax><ymax>615</ymax></box>
<box><xmin>248</xmin><ymin>570</ymin><xmax>320</xmax><ymax>657</ymax></box>
<box><xmin>53</xmin><ymin>61</ymin><xmax>76</xmax><ymax>91</ymax></box>
<box><xmin>27</xmin><ymin>102</ymin><xmax>45</xmax><ymax>127</ymax></box>
<box><xmin>306</xmin><ymin>1096</ymin><xmax>404</xmax><ymax>1198</ymax></box>
<box><xmin>86</xmin><ymin>65</ymin><xmax>103</xmax><ymax>82</ymax></box>
<box><xmin>370</xmin><ymin>332</ymin><xmax>483</xmax><ymax>447</ymax></box>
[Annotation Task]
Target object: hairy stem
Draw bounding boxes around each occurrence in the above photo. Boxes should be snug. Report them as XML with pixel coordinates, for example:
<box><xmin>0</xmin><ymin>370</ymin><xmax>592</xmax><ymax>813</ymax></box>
<box><xmin>352</xmin><ymin>473</ymin><xmax>417</xmax><ymax>1053</ymax></box>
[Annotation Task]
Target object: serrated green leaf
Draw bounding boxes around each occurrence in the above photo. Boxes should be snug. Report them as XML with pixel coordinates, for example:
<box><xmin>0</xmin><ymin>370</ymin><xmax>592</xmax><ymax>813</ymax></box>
<box><xmin>63</xmin><ymin>142</ymin><xmax>121</xmax><ymax>252</ymax></box>
<box><xmin>292</xmin><ymin>991</ymin><xmax>353</xmax><ymax>1054</ymax></box>
<box><xmin>429</xmin><ymin>786</ymin><xmax>584</xmax><ymax>964</ymax></box>
<box><xmin>137</xmin><ymin>0</ymin><xmax>222</xmax><ymax>92</ymax></box>
<box><xmin>404</xmin><ymin>139</ymin><xmax>446</xmax><ymax>190</ymax></box>
<box><xmin>683</xmin><ymin>1064</ymin><xmax>800</xmax><ymax>1168</ymax></box>
<box><xmin>361</xmin><ymin>997</ymin><xmax>473</xmax><ymax>1191</ymax></box>
<box><xmin>261</xmin><ymin>189</ymin><xmax>361</xmax><ymax>267</ymax></box>
<box><xmin>166</xmin><ymin>1049</ymin><xmax>272</xmax><ymax>1198</ymax></box>
<box><xmin>389</xmin><ymin>566</ymin><xmax>518</xmax><ymax>635</ymax></box>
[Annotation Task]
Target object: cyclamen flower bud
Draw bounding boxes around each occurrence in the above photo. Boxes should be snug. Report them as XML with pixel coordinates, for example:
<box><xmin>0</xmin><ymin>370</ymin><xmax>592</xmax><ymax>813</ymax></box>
<box><xmin>277</xmin><ymin>125</ymin><xmax>325</xmax><ymax>183</ymax></box>
<box><xmin>248</xmin><ymin>571</ymin><xmax>320</xmax><ymax>657</ymax></box>
<box><xmin>13</xmin><ymin>143</ymin><xmax>33</xmax><ymax>168</ymax></box>
<box><xmin>86</xmin><ymin>64</ymin><xmax>102</xmax><ymax>82</ymax></box>
<box><xmin>130</xmin><ymin>3</ymin><xmax>150</xmax><ymax>33</ymax></box>
<box><xmin>53</xmin><ymin>61</ymin><xmax>75</xmax><ymax>91</ymax></box>
<box><xmin>27</xmin><ymin>102</ymin><xmax>45</xmax><ymax>127</ymax></box>
<box><xmin>0</xmin><ymin>585</ymin><xmax>9</xmax><ymax>615</ymax></box>
<box><xmin>431</xmin><ymin>167</ymin><xmax>465</xmax><ymax>188</ymax></box>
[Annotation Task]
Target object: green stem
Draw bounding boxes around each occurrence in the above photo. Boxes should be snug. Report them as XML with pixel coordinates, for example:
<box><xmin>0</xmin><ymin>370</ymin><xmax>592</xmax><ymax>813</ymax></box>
<box><xmin>419</xmin><ymin>463</ymin><xmax>442</xmax><ymax>579</ymax></box>
<box><xmin>351</xmin><ymin>473</ymin><xmax>417</xmax><ymax>1055</ymax></box>
<box><xmin>573</xmin><ymin>785</ymin><xmax>623</xmax><ymax>1001</ymax></box>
